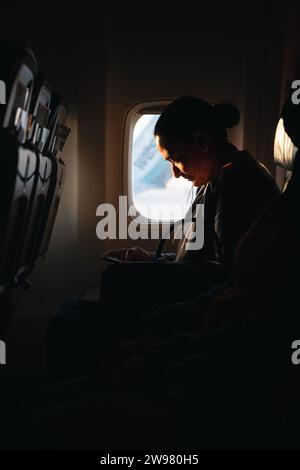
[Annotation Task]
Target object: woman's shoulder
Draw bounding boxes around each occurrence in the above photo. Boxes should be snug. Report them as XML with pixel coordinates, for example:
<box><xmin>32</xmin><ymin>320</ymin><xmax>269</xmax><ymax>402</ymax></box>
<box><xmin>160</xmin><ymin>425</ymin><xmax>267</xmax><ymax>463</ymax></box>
<box><xmin>220</xmin><ymin>148</ymin><xmax>275</xmax><ymax>181</ymax></box>
<box><xmin>211</xmin><ymin>148</ymin><xmax>279</xmax><ymax>196</ymax></box>
<box><xmin>210</xmin><ymin>151</ymin><xmax>248</xmax><ymax>191</ymax></box>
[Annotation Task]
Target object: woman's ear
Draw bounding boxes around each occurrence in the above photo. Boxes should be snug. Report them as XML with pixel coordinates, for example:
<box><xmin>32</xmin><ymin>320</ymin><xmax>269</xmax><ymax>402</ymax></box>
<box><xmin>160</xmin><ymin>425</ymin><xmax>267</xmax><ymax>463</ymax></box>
<box><xmin>193</xmin><ymin>130</ymin><xmax>209</xmax><ymax>152</ymax></box>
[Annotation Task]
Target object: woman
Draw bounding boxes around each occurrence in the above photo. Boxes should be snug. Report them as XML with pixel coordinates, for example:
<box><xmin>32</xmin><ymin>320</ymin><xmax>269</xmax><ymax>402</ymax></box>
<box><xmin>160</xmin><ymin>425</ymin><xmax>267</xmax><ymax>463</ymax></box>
<box><xmin>16</xmin><ymin>93</ymin><xmax>297</xmax><ymax>450</ymax></box>
<box><xmin>105</xmin><ymin>96</ymin><xmax>280</xmax><ymax>276</ymax></box>
<box><xmin>47</xmin><ymin>97</ymin><xmax>280</xmax><ymax>380</ymax></box>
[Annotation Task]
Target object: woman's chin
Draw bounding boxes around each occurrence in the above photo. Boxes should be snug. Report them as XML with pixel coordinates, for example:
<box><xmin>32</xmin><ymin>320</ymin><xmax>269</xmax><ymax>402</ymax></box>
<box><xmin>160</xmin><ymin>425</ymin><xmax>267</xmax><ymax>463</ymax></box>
<box><xmin>184</xmin><ymin>176</ymin><xmax>196</xmax><ymax>184</ymax></box>
<box><xmin>185</xmin><ymin>175</ymin><xmax>203</xmax><ymax>186</ymax></box>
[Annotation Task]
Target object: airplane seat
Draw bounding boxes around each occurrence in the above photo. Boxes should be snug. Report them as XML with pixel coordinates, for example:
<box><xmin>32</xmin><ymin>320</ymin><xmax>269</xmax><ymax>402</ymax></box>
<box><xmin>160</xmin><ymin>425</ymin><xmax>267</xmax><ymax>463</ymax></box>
<box><xmin>29</xmin><ymin>94</ymin><xmax>70</xmax><ymax>269</ymax></box>
<box><xmin>0</xmin><ymin>42</ymin><xmax>37</xmax><ymax>139</ymax></box>
<box><xmin>13</xmin><ymin>74</ymin><xmax>53</xmax><ymax>281</ymax></box>
<box><xmin>204</xmin><ymin>64</ymin><xmax>300</xmax><ymax>368</ymax></box>
<box><xmin>0</xmin><ymin>42</ymin><xmax>38</xmax><ymax>303</ymax></box>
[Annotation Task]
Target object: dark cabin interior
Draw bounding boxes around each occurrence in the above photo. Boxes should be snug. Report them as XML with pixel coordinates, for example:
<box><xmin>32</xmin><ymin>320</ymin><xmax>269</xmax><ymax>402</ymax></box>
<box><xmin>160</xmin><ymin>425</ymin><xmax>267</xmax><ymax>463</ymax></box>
<box><xmin>1</xmin><ymin>0</ymin><xmax>300</xmax><ymax>453</ymax></box>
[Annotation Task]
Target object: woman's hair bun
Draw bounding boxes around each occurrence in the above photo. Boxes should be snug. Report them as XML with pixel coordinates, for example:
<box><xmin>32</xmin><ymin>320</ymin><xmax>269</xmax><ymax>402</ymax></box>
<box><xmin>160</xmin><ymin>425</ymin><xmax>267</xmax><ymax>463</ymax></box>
<box><xmin>213</xmin><ymin>102</ymin><xmax>240</xmax><ymax>129</ymax></box>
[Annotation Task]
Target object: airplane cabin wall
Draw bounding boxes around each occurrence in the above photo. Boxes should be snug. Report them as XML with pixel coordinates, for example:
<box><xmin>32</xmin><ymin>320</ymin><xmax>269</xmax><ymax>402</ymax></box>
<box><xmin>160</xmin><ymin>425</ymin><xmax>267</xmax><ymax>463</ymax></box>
<box><xmin>103</xmin><ymin>5</ymin><xmax>288</xmax><ymax>257</ymax></box>
<box><xmin>0</xmin><ymin>3</ymin><xmax>295</xmax><ymax>370</ymax></box>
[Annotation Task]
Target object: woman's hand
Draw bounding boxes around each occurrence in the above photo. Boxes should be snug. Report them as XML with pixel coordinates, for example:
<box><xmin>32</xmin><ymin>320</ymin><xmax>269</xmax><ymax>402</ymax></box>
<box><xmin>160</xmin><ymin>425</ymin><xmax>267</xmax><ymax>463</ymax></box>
<box><xmin>103</xmin><ymin>247</ymin><xmax>153</xmax><ymax>262</ymax></box>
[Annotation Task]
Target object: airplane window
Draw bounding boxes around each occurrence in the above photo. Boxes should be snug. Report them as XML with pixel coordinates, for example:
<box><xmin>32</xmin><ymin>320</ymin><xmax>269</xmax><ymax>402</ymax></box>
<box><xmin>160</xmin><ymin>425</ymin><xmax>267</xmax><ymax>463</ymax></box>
<box><xmin>131</xmin><ymin>114</ymin><xmax>195</xmax><ymax>221</ymax></box>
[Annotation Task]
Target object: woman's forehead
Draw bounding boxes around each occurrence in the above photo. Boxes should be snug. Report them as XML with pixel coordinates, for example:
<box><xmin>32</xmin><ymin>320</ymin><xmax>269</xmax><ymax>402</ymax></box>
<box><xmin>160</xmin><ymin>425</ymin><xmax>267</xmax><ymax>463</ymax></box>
<box><xmin>156</xmin><ymin>134</ymin><xmax>185</xmax><ymax>152</ymax></box>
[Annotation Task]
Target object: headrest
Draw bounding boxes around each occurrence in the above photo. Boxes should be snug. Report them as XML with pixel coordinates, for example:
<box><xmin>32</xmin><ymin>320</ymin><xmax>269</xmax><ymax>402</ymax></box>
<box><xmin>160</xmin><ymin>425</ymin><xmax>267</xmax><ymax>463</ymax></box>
<box><xmin>274</xmin><ymin>118</ymin><xmax>297</xmax><ymax>171</ymax></box>
<box><xmin>27</xmin><ymin>73</ymin><xmax>52</xmax><ymax>151</ymax></box>
<box><xmin>45</xmin><ymin>93</ymin><xmax>71</xmax><ymax>157</ymax></box>
<box><xmin>0</xmin><ymin>41</ymin><xmax>37</xmax><ymax>143</ymax></box>
<box><xmin>274</xmin><ymin>58</ymin><xmax>300</xmax><ymax>170</ymax></box>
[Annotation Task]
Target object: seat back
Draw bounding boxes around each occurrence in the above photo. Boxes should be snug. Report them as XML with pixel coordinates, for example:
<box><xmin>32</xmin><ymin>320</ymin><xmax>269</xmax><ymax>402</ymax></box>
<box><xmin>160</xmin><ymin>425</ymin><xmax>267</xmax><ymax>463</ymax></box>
<box><xmin>0</xmin><ymin>41</ymin><xmax>37</xmax><ymax>141</ymax></box>
<box><xmin>30</xmin><ymin>94</ymin><xmax>70</xmax><ymax>265</ymax></box>
<box><xmin>0</xmin><ymin>42</ymin><xmax>38</xmax><ymax>296</ymax></box>
<box><xmin>14</xmin><ymin>75</ymin><xmax>53</xmax><ymax>280</ymax></box>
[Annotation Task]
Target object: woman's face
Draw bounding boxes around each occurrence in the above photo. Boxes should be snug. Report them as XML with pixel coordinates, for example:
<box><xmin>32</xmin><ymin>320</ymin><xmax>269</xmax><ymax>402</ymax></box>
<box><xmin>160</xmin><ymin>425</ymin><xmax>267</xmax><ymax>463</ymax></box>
<box><xmin>155</xmin><ymin>133</ymin><xmax>218</xmax><ymax>187</ymax></box>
